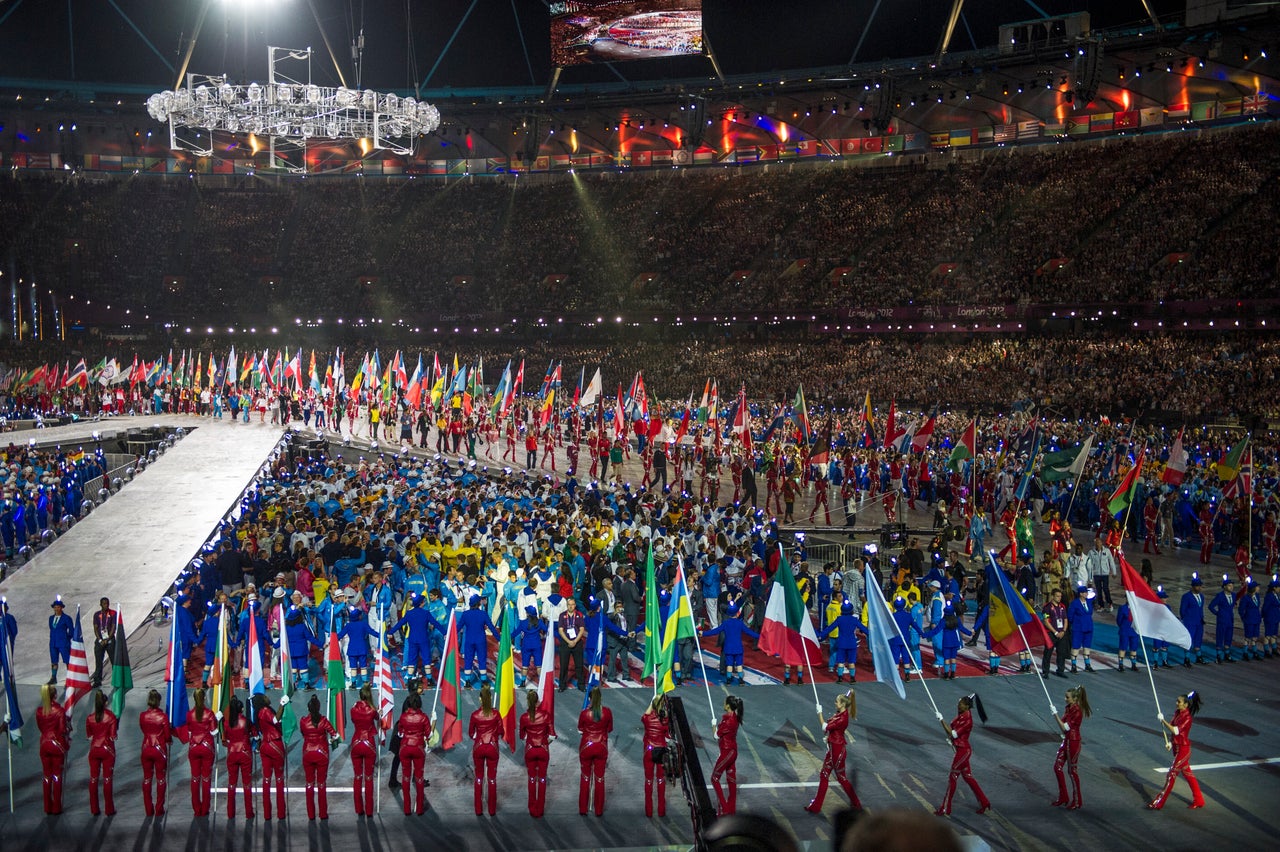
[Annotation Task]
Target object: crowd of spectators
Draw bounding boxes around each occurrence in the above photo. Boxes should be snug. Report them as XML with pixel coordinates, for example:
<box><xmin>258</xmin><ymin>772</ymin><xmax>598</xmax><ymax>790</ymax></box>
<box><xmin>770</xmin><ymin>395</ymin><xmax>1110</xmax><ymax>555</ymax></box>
<box><xmin>2</xmin><ymin>122</ymin><xmax>1277</xmax><ymax>323</ymax></box>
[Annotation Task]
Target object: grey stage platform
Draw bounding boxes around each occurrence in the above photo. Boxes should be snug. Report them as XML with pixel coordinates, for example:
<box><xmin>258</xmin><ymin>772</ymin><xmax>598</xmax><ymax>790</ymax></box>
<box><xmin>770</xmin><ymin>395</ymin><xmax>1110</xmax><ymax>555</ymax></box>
<box><xmin>0</xmin><ymin>415</ymin><xmax>286</xmax><ymax>684</ymax></box>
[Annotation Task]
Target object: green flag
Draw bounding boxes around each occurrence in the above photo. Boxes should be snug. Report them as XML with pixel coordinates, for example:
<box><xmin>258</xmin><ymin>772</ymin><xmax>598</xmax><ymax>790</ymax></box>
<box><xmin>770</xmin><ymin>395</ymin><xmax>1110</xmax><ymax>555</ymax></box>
<box><xmin>109</xmin><ymin>609</ymin><xmax>133</xmax><ymax>717</ymax></box>
<box><xmin>658</xmin><ymin>560</ymin><xmax>697</xmax><ymax>693</ymax></box>
<box><xmin>641</xmin><ymin>544</ymin><xmax>662</xmax><ymax>682</ymax></box>
<box><xmin>278</xmin><ymin>617</ymin><xmax>298</xmax><ymax>743</ymax></box>
<box><xmin>1040</xmin><ymin>436</ymin><xmax>1094</xmax><ymax>483</ymax></box>
<box><xmin>1106</xmin><ymin>448</ymin><xmax>1146</xmax><ymax>517</ymax></box>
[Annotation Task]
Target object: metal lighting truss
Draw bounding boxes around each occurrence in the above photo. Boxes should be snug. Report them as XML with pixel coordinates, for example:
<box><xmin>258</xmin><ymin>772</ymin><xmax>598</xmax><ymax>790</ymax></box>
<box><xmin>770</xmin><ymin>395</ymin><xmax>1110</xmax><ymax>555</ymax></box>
<box><xmin>145</xmin><ymin>47</ymin><xmax>441</xmax><ymax>169</ymax></box>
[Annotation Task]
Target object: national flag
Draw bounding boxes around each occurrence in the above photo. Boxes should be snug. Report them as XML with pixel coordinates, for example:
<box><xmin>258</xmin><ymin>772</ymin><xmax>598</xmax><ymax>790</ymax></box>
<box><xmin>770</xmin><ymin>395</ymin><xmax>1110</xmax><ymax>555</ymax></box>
<box><xmin>985</xmin><ymin>552</ymin><xmax>1050</xmax><ymax>655</ymax></box>
<box><xmin>808</xmin><ymin>417</ymin><xmax>833</xmax><ymax>466</ymax></box>
<box><xmin>247</xmin><ymin>608</ymin><xmax>265</xmax><ymax>696</ymax></box>
<box><xmin>1013</xmin><ymin>427</ymin><xmax>1042</xmax><ymax>502</ymax></box>
<box><xmin>65</xmin><ymin>358</ymin><xmax>88</xmax><ymax>390</ymax></box>
<box><xmin>863</xmin><ymin>567</ymin><xmax>906</xmax><ymax>700</ymax></box>
<box><xmin>536</xmin><ymin>621</ymin><xmax>557</xmax><ymax>735</ymax></box>
<box><xmin>580</xmin><ymin>367</ymin><xmax>602</xmax><ymax>408</ymax></box>
<box><xmin>0</xmin><ymin>607</ymin><xmax>23</xmax><ymax>743</ymax></box>
<box><xmin>758</xmin><ymin>551</ymin><xmax>821</xmax><ymax>666</ymax></box>
<box><xmin>613</xmin><ymin>385</ymin><xmax>627</xmax><ymax>439</ymax></box>
<box><xmin>225</xmin><ymin>346</ymin><xmax>237</xmax><ymax>388</ymax></box>
<box><xmin>860</xmin><ymin>392</ymin><xmax>876</xmax><ymax>447</ymax></box>
<box><xmin>165</xmin><ymin>611</ymin><xmax>189</xmax><ymax>739</ymax></box>
<box><xmin>1040</xmin><ymin>436</ymin><xmax>1094</xmax><ymax>483</ymax></box>
<box><xmin>109</xmin><ymin>608</ymin><xmax>132</xmax><ymax>717</ymax></box>
<box><xmin>1215</xmin><ymin>437</ymin><xmax>1248</xmax><ymax>482</ymax></box>
<box><xmin>1238</xmin><ymin>448</ymin><xmax>1253</xmax><ymax>497</ymax></box>
<box><xmin>406</xmin><ymin>354</ymin><xmax>425</xmax><ymax>409</ymax></box>
<box><xmin>63</xmin><ymin>606</ymin><xmax>92</xmax><ymax>714</ymax></box>
<box><xmin>911</xmin><ymin>409</ymin><xmax>938</xmax><ymax>452</ymax></box>
<box><xmin>349</xmin><ymin>353</ymin><xmax>367</xmax><ymax>397</ymax></box>
<box><xmin>696</xmin><ymin>379</ymin><xmax>712</xmax><ymax>424</ymax></box>
<box><xmin>277</xmin><ymin>615</ymin><xmax>298</xmax><ymax>743</ymax></box>
<box><xmin>582</xmin><ymin>617</ymin><xmax>606</xmax><ymax>710</ymax></box>
<box><xmin>283</xmin><ymin>350</ymin><xmax>302</xmax><ymax>387</ymax></box>
<box><xmin>1119</xmin><ymin>556</ymin><xmax>1193</xmax><ymax>648</ymax></box>
<box><xmin>1106</xmin><ymin>447</ymin><xmax>1146</xmax><ymax>517</ymax></box>
<box><xmin>496</xmin><ymin>604</ymin><xmax>517</xmax><ymax>750</ymax></box>
<box><xmin>326</xmin><ymin>612</ymin><xmax>346</xmax><ymax>739</ymax></box>
<box><xmin>674</xmin><ymin>391</ymin><xmax>695</xmax><ymax>446</ymax></box>
<box><xmin>208</xmin><ymin>605</ymin><xmax>234</xmax><ymax>723</ymax></box>
<box><xmin>793</xmin><ymin>384</ymin><xmax>811</xmax><ymax>444</ymax></box>
<box><xmin>240</xmin><ymin>352</ymin><xmax>255</xmax><ymax>385</ymax></box>
<box><xmin>948</xmin><ymin>418</ymin><xmax>977</xmax><ymax>470</ymax></box>
<box><xmin>882</xmin><ymin>399</ymin><xmax>906</xmax><ymax>449</ymax></box>
<box><xmin>375</xmin><ymin>620</ymin><xmax>394</xmax><ymax>734</ymax></box>
<box><xmin>659</xmin><ymin>559</ymin><xmax>698</xmax><ymax>693</ymax></box>
<box><xmin>641</xmin><ymin>544</ymin><xmax>663</xmax><ymax>682</ymax></box>
<box><xmin>394</xmin><ymin>350</ymin><xmax>409</xmax><ymax>392</ymax></box>
<box><xmin>732</xmin><ymin>385</ymin><xmax>752</xmax><ymax>453</ymax></box>
<box><xmin>1161</xmin><ymin>428</ymin><xmax>1188</xmax><ymax>486</ymax></box>
<box><xmin>437</xmin><ymin>610</ymin><xmax>463</xmax><ymax>749</ymax></box>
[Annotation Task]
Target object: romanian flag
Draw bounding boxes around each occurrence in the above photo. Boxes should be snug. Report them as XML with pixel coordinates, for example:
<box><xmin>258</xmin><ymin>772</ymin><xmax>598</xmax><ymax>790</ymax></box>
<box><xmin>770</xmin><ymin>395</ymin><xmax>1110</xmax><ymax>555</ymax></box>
<box><xmin>496</xmin><ymin>604</ymin><xmax>517</xmax><ymax>750</ymax></box>
<box><xmin>985</xmin><ymin>552</ymin><xmax>1050</xmax><ymax>655</ymax></box>
<box><xmin>1106</xmin><ymin>447</ymin><xmax>1146</xmax><ymax>517</ymax></box>
<box><xmin>659</xmin><ymin>560</ymin><xmax>698</xmax><ymax>693</ymax></box>
<box><xmin>326</xmin><ymin>613</ymin><xmax>346</xmax><ymax>739</ymax></box>
<box><xmin>437</xmin><ymin>611</ymin><xmax>463</xmax><ymax>750</ymax></box>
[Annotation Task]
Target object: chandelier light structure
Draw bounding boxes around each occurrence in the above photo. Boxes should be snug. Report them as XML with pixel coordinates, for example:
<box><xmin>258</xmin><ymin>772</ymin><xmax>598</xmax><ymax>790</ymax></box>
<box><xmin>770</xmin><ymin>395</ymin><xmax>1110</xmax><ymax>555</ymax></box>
<box><xmin>145</xmin><ymin>47</ymin><xmax>441</xmax><ymax>167</ymax></box>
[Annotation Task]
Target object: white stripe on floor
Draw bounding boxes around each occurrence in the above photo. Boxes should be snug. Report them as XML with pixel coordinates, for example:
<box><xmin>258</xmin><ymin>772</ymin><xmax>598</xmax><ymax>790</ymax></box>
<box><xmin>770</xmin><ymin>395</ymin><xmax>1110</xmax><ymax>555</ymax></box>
<box><xmin>1149</xmin><ymin>757</ymin><xmax>1280</xmax><ymax>772</ymax></box>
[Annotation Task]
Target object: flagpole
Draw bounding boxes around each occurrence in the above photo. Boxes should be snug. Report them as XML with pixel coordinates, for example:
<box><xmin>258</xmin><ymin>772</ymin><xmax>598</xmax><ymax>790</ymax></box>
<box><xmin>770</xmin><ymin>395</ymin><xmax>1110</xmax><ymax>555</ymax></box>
<box><xmin>1117</xmin><ymin>442</ymin><xmax>1148</xmax><ymax>554</ymax></box>
<box><xmin>677</xmin><ymin>555</ymin><xmax>718</xmax><ymax>728</ymax></box>
<box><xmin>879</xmin><ymin>590</ymin><xmax>942</xmax><ymax>719</ymax></box>
<box><xmin>1136</xmin><ymin>626</ymin><xmax>1169</xmax><ymax>748</ymax></box>
<box><xmin>1062</xmin><ymin>434</ymin><xmax>1093</xmax><ymax>524</ymax></box>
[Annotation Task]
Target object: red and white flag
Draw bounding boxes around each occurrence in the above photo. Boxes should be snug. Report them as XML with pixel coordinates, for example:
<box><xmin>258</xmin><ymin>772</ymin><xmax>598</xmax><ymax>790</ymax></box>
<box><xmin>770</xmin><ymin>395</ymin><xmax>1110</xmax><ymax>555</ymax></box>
<box><xmin>1119</xmin><ymin>556</ymin><xmax>1192</xmax><ymax>649</ymax></box>
<box><xmin>63</xmin><ymin>606</ymin><xmax>92</xmax><ymax>714</ymax></box>
<box><xmin>536</xmin><ymin>622</ymin><xmax>557</xmax><ymax>736</ymax></box>
<box><xmin>1161</xmin><ymin>427</ymin><xmax>1188</xmax><ymax>485</ymax></box>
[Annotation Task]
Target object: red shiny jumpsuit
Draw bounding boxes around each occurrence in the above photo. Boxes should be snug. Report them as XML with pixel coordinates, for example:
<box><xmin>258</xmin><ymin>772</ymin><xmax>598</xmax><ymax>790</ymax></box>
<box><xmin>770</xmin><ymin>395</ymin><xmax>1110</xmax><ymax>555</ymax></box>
<box><xmin>805</xmin><ymin>709</ymin><xmax>860</xmax><ymax>812</ymax></box>
<box><xmin>519</xmin><ymin>708</ymin><xmax>554</xmax><ymax>817</ymax></box>
<box><xmin>1052</xmin><ymin>703</ymin><xmax>1084</xmax><ymax>809</ymax></box>
<box><xmin>711</xmin><ymin>711</ymin><xmax>740</xmax><ymax>816</ymax></box>
<box><xmin>469</xmin><ymin>709</ymin><xmax>503</xmax><ymax>815</ymax></box>
<box><xmin>577</xmin><ymin>706</ymin><xmax>613</xmax><ymax>816</ymax></box>
<box><xmin>37</xmin><ymin>700</ymin><xmax>71</xmax><ymax>814</ymax></box>
<box><xmin>397</xmin><ymin>708</ymin><xmax>431</xmax><ymax>815</ymax></box>
<box><xmin>180</xmin><ymin>709</ymin><xmax>219</xmax><ymax>816</ymax></box>
<box><xmin>257</xmin><ymin>705</ymin><xmax>287</xmax><ymax>819</ymax></box>
<box><xmin>84</xmin><ymin>707</ymin><xmax>119</xmax><ymax>816</ymax></box>
<box><xmin>222</xmin><ymin>711</ymin><xmax>255</xmax><ymax>818</ymax></box>
<box><xmin>1149</xmin><ymin>708</ymin><xmax>1204</xmax><ymax>809</ymax></box>
<box><xmin>138</xmin><ymin>706</ymin><xmax>173</xmax><ymax>816</ymax></box>
<box><xmin>300</xmin><ymin>713</ymin><xmax>338</xmax><ymax>819</ymax></box>
<box><xmin>641</xmin><ymin>710</ymin><xmax>670</xmax><ymax>818</ymax></box>
<box><xmin>349</xmin><ymin>700</ymin><xmax>379</xmax><ymax>816</ymax></box>
<box><xmin>936</xmin><ymin>709</ymin><xmax>989</xmax><ymax>815</ymax></box>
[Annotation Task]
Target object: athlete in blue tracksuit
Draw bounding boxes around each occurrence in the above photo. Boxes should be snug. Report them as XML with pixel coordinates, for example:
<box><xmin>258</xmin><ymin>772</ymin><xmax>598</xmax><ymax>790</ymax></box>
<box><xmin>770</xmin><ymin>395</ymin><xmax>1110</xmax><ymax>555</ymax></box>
<box><xmin>339</xmin><ymin>607</ymin><xmax>380</xmax><ymax>687</ymax></box>
<box><xmin>922</xmin><ymin>605</ymin><xmax>971</xmax><ymax>680</ymax></box>
<box><xmin>888</xmin><ymin>597</ymin><xmax>925</xmax><ymax>681</ymax></box>
<box><xmin>47</xmin><ymin>597</ymin><xmax>73</xmax><ymax>685</ymax></box>
<box><xmin>236</xmin><ymin>599</ymin><xmax>270</xmax><ymax>676</ymax></box>
<box><xmin>583</xmin><ymin>598</ymin><xmax>627</xmax><ymax>673</ymax></box>
<box><xmin>700</xmin><ymin>603</ymin><xmax>759</xmax><ymax>685</ymax></box>
<box><xmin>1179</xmin><ymin>574</ymin><xmax>1207</xmax><ymax>665</ymax></box>
<box><xmin>1263</xmin><ymin>577</ymin><xmax>1280</xmax><ymax>659</ymax></box>
<box><xmin>512</xmin><ymin>606</ymin><xmax>547</xmax><ymax>686</ymax></box>
<box><xmin>1238</xmin><ymin>578</ymin><xmax>1263</xmax><ymax>660</ymax></box>
<box><xmin>970</xmin><ymin>604</ymin><xmax>1000</xmax><ymax>675</ymax></box>
<box><xmin>283</xmin><ymin>605</ymin><xmax>323</xmax><ymax>688</ymax></box>
<box><xmin>1148</xmin><ymin>585</ymin><xmax>1174</xmax><ymax>668</ymax></box>
<box><xmin>816</xmin><ymin>600</ymin><xmax>867</xmax><ymax>683</ymax></box>
<box><xmin>1115</xmin><ymin>602</ymin><xmax>1140</xmax><ymax>671</ymax></box>
<box><xmin>199</xmin><ymin>601</ymin><xmax>224</xmax><ymax>687</ymax></box>
<box><xmin>1208</xmin><ymin>577</ymin><xmax>1236</xmax><ymax>662</ymax></box>
<box><xmin>1066</xmin><ymin>585</ymin><xmax>1095</xmax><ymax>672</ymax></box>
<box><xmin>458</xmin><ymin>594</ymin><xmax>500</xmax><ymax>687</ymax></box>
<box><xmin>392</xmin><ymin>594</ymin><xmax>442</xmax><ymax>683</ymax></box>
<box><xmin>175</xmin><ymin>594</ymin><xmax>200</xmax><ymax>666</ymax></box>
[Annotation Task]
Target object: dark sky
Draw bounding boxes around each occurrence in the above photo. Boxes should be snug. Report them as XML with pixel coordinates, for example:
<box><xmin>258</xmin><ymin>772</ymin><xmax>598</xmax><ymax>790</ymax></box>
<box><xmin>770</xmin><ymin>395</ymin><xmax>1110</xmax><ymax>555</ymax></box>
<box><xmin>0</xmin><ymin>1</ymin><xmax>1184</xmax><ymax>93</ymax></box>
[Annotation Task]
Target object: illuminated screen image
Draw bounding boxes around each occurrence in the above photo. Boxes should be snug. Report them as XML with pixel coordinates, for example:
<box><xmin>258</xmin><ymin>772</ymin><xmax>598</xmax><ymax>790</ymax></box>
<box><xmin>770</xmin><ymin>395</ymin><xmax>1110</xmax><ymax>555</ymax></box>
<box><xmin>550</xmin><ymin>1</ymin><xmax>703</xmax><ymax>67</ymax></box>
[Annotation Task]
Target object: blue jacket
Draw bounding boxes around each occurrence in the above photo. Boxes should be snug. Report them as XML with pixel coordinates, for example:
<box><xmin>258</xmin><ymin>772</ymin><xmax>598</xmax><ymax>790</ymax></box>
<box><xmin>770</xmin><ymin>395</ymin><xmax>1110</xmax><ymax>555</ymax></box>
<box><xmin>1067</xmin><ymin>598</ymin><xmax>1094</xmax><ymax>631</ymax></box>
<box><xmin>701</xmin><ymin>616</ymin><xmax>760</xmax><ymax>656</ymax></box>
<box><xmin>458</xmin><ymin>606</ymin><xmax>499</xmax><ymax>648</ymax></box>
<box><xmin>1208</xmin><ymin>590</ymin><xmax>1235</xmax><ymax>622</ymax></box>
<box><xmin>339</xmin><ymin>617</ymin><xmax>380</xmax><ymax>659</ymax></box>
<box><xmin>512</xmin><ymin>617</ymin><xmax>547</xmax><ymax>654</ymax></box>
<box><xmin>392</xmin><ymin>606</ymin><xmax>442</xmax><ymax>646</ymax></box>
<box><xmin>1179</xmin><ymin>591</ymin><xmax>1205</xmax><ymax>631</ymax></box>
<box><xmin>818</xmin><ymin>614</ymin><xmax>867</xmax><ymax>651</ymax></box>
<box><xmin>1238</xmin><ymin>592</ymin><xmax>1261</xmax><ymax>628</ymax></box>
<box><xmin>48</xmin><ymin>613</ymin><xmax>73</xmax><ymax>651</ymax></box>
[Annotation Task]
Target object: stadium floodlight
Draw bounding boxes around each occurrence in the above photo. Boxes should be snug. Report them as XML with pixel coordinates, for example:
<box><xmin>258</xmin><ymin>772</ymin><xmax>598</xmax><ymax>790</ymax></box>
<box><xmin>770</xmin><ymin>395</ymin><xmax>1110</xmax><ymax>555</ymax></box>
<box><xmin>145</xmin><ymin>46</ymin><xmax>441</xmax><ymax>167</ymax></box>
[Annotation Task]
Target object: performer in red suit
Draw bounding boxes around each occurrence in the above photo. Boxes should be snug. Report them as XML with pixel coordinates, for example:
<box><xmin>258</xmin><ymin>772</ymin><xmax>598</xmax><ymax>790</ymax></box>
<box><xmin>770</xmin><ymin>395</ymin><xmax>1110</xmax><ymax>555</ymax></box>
<box><xmin>299</xmin><ymin>693</ymin><xmax>338</xmax><ymax>819</ymax></box>
<box><xmin>1199</xmin><ymin>505</ymin><xmax>1215</xmax><ymax>564</ymax></box>
<box><xmin>641</xmin><ymin>694</ymin><xmax>671</xmax><ymax>818</ymax></box>
<box><xmin>810</xmin><ymin>468</ymin><xmax>831</xmax><ymax>525</ymax></box>
<box><xmin>1264</xmin><ymin>512</ymin><xmax>1278</xmax><ymax>574</ymax></box>
<box><xmin>178</xmin><ymin>688</ymin><xmax>219</xmax><ymax>817</ymax></box>
<box><xmin>138</xmin><ymin>689</ymin><xmax>173</xmax><ymax>817</ymax></box>
<box><xmin>519</xmin><ymin>688</ymin><xmax>554</xmax><ymax>817</ymax></box>
<box><xmin>84</xmin><ymin>689</ymin><xmax>119</xmax><ymax>816</ymax></box>
<box><xmin>254</xmin><ymin>693</ymin><xmax>287</xmax><ymax>819</ymax></box>
<box><xmin>37</xmin><ymin>683</ymin><xmax>71</xmax><ymax>814</ymax></box>
<box><xmin>349</xmin><ymin>684</ymin><xmax>379</xmax><ymax>817</ymax></box>
<box><xmin>1143</xmin><ymin>499</ymin><xmax>1162</xmax><ymax>554</ymax></box>
<box><xmin>468</xmin><ymin>684</ymin><xmax>503</xmax><ymax>815</ymax></box>
<box><xmin>934</xmin><ymin>694</ymin><xmax>990</xmax><ymax>816</ymax></box>
<box><xmin>1050</xmin><ymin>685</ymin><xmax>1092</xmax><ymax>809</ymax></box>
<box><xmin>577</xmin><ymin>686</ymin><xmax>613</xmax><ymax>816</ymax></box>
<box><xmin>397</xmin><ymin>692</ymin><xmax>431</xmax><ymax>814</ymax></box>
<box><xmin>711</xmin><ymin>695</ymin><xmax>744</xmax><ymax>816</ymax></box>
<box><xmin>805</xmin><ymin>690</ymin><xmax>861</xmax><ymax>813</ymax></box>
<box><xmin>221</xmin><ymin>695</ymin><xmax>255</xmax><ymax>819</ymax></box>
<box><xmin>1149</xmin><ymin>691</ymin><xmax>1205</xmax><ymax>809</ymax></box>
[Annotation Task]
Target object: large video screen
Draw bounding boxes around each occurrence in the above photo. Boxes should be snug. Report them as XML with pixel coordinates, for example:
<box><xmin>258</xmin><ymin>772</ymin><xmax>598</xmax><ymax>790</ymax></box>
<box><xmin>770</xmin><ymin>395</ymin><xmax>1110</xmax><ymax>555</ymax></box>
<box><xmin>550</xmin><ymin>1</ymin><xmax>703</xmax><ymax>68</ymax></box>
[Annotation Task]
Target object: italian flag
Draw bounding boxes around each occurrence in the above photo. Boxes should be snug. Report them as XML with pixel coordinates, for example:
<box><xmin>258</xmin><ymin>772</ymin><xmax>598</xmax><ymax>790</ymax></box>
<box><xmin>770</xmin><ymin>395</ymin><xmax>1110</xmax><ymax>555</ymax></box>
<box><xmin>437</xmin><ymin>611</ymin><xmax>463</xmax><ymax>750</ymax></box>
<box><xmin>758</xmin><ymin>552</ymin><xmax>821</xmax><ymax>666</ymax></box>
<box><xmin>496</xmin><ymin>604</ymin><xmax>517</xmax><ymax>751</ymax></box>
<box><xmin>1106</xmin><ymin>447</ymin><xmax>1146</xmax><ymax>517</ymax></box>
<box><xmin>1119</xmin><ymin>556</ymin><xmax>1192</xmax><ymax>648</ymax></box>
<box><xmin>948</xmin><ymin>418</ymin><xmax>977</xmax><ymax>470</ymax></box>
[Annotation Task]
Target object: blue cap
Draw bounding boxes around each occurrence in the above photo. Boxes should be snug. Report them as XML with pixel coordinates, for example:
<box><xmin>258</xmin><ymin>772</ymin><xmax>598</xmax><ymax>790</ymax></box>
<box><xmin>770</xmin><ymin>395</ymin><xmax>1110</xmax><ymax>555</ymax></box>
<box><xmin>1156</xmin><ymin>585</ymin><xmax>1169</xmax><ymax>599</ymax></box>
<box><xmin>1246</xmin><ymin>577</ymin><xmax>1258</xmax><ymax>588</ymax></box>
<box><xmin>841</xmin><ymin>600</ymin><xmax>854</xmax><ymax>615</ymax></box>
<box><xmin>659</xmin><ymin>589</ymin><xmax>671</xmax><ymax>604</ymax></box>
<box><xmin>893</xmin><ymin>597</ymin><xmax>905</xmax><ymax>609</ymax></box>
<box><xmin>469</xmin><ymin>594</ymin><xmax>482</xmax><ymax>608</ymax></box>
<box><xmin>727</xmin><ymin>603</ymin><xmax>741</xmax><ymax>616</ymax></box>
<box><xmin>51</xmin><ymin>595</ymin><xmax>64</xmax><ymax>609</ymax></box>
<box><xmin>1076</xmin><ymin>584</ymin><xmax>1089</xmax><ymax>594</ymax></box>
<box><xmin>1190</xmin><ymin>573</ymin><xmax>1202</xmax><ymax>586</ymax></box>
<box><xmin>587</xmin><ymin>596</ymin><xmax>600</xmax><ymax>611</ymax></box>
<box><xmin>525</xmin><ymin>606</ymin><xmax>538</xmax><ymax>617</ymax></box>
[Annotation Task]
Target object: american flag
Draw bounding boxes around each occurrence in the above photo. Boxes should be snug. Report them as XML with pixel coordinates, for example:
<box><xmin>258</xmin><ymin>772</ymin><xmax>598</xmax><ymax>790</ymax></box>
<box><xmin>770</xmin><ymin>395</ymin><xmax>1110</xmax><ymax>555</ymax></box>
<box><xmin>375</xmin><ymin>619</ymin><xmax>394</xmax><ymax>737</ymax></box>
<box><xmin>63</xmin><ymin>606</ymin><xmax>92</xmax><ymax>714</ymax></box>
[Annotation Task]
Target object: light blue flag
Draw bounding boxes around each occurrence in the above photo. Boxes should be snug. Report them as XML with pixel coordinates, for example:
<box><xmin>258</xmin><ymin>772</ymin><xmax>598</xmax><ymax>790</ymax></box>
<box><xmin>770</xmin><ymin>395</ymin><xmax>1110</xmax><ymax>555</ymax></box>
<box><xmin>864</xmin><ymin>568</ymin><xmax>907</xmax><ymax>700</ymax></box>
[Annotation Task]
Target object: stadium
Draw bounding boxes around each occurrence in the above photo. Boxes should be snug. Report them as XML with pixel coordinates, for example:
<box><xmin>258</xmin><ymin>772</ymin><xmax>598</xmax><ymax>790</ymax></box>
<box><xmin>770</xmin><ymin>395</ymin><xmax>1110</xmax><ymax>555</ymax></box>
<box><xmin>0</xmin><ymin>1</ymin><xmax>1279</xmax><ymax>850</ymax></box>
